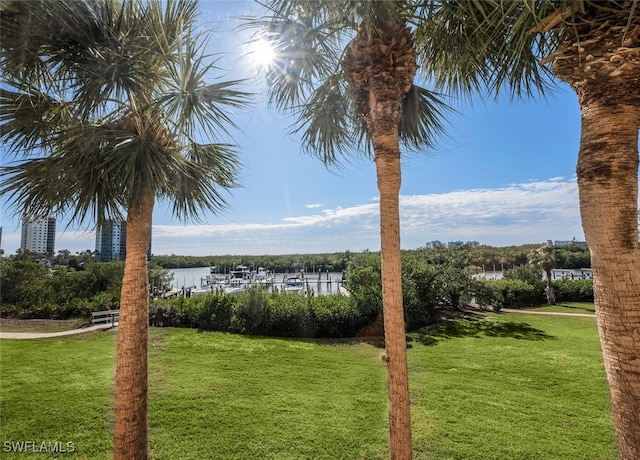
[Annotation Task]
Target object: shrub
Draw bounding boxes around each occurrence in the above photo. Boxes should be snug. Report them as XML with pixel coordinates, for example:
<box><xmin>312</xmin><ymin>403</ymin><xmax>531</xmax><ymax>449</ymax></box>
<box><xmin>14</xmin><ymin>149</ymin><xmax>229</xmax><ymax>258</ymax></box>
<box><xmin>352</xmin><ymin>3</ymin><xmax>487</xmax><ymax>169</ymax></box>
<box><xmin>492</xmin><ymin>279</ymin><xmax>545</xmax><ymax>308</ymax></box>
<box><xmin>472</xmin><ymin>279</ymin><xmax>500</xmax><ymax>310</ymax></box>
<box><xmin>503</xmin><ymin>265</ymin><xmax>544</xmax><ymax>286</ymax></box>
<box><xmin>552</xmin><ymin>279</ymin><xmax>594</xmax><ymax>302</ymax></box>
<box><xmin>197</xmin><ymin>293</ymin><xmax>235</xmax><ymax>331</ymax></box>
<box><xmin>231</xmin><ymin>287</ymin><xmax>271</xmax><ymax>334</ymax></box>
<box><xmin>266</xmin><ymin>294</ymin><xmax>310</xmax><ymax>337</ymax></box>
<box><xmin>149</xmin><ymin>301</ymin><xmax>177</xmax><ymax>327</ymax></box>
<box><xmin>309</xmin><ymin>295</ymin><xmax>368</xmax><ymax>338</ymax></box>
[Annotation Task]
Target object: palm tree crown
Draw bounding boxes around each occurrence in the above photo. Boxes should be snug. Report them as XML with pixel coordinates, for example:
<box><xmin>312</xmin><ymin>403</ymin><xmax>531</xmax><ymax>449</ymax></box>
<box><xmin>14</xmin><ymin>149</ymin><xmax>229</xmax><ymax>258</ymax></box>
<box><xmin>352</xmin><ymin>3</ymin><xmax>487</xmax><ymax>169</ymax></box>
<box><xmin>1</xmin><ymin>0</ymin><xmax>249</xmax><ymax>225</ymax></box>
<box><xmin>249</xmin><ymin>0</ymin><xmax>452</xmax><ymax>165</ymax></box>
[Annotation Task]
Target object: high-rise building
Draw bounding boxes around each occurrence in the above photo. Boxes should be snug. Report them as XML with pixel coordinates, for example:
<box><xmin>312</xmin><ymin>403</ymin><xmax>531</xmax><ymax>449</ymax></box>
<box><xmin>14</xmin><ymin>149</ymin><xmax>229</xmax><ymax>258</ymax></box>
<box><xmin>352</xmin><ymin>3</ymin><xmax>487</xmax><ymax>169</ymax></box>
<box><xmin>96</xmin><ymin>220</ymin><xmax>152</xmax><ymax>262</ymax></box>
<box><xmin>20</xmin><ymin>217</ymin><xmax>56</xmax><ymax>255</ymax></box>
<box><xmin>95</xmin><ymin>220</ymin><xmax>127</xmax><ymax>262</ymax></box>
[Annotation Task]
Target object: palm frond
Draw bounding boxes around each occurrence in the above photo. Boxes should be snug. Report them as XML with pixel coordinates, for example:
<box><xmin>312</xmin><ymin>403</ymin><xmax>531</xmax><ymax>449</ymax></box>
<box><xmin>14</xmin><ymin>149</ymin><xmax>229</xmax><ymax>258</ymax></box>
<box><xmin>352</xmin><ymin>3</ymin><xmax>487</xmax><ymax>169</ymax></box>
<box><xmin>414</xmin><ymin>0</ymin><xmax>555</xmax><ymax>100</ymax></box>
<box><xmin>162</xmin><ymin>143</ymin><xmax>241</xmax><ymax>220</ymax></box>
<box><xmin>1</xmin><ymin>0</ymin><xmax>245</xmax><ymax>226</ymax></box>
<box><xmin>399</xmin><ymin>85</ymin><xmax>451</xmax><ymax>152</ymax></box>
<box><xmin>291</xmin><ymin>76</ymin><xmax>358</xmax><ymax>166</ymax></box>
<box><xmin>159</xmin><ymin>36</ymin><xmax>251</xmax><ymax>140</ymax></box>
<box><xmin>0</xmin><ymin>0</ymin><xmax>55</xmax><ymax>82</ymax></box>
<box><xmin>246</xmin><ymin>3</ymin><xmax>347</xmax><ymax>112</ymax></box>
<box><xmin>0</xmin><ymin>84</ymin><xmax>69</xmax><ymax>156</ymax></box>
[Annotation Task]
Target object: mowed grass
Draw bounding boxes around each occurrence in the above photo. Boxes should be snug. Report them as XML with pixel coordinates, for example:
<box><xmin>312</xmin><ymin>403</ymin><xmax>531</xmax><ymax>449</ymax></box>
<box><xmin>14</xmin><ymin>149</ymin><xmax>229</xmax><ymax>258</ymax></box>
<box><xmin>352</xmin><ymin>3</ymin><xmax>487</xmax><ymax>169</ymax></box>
<box><xmin>523</xmin><ymin>302</ymin><xmax>596</xmax><ymax>314</ymax></box>
<box><xmin>0</xmin><ymin>313</ymin><xmax>618</xmax><ymax>459</ymax></box>
<box><xmin>0</xmin><ymin>332</ymin><xmax>117</xmax><ymax>459</ymax></box>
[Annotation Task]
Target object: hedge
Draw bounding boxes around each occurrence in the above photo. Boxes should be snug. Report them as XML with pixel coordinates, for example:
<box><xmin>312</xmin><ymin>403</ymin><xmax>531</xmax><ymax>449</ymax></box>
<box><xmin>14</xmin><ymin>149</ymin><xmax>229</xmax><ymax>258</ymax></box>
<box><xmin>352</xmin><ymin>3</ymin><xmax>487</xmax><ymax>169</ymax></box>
<box><xmin>148</xmin><ymin>288</ymin><xmax>379</xmax><ymax>339</ymax></box>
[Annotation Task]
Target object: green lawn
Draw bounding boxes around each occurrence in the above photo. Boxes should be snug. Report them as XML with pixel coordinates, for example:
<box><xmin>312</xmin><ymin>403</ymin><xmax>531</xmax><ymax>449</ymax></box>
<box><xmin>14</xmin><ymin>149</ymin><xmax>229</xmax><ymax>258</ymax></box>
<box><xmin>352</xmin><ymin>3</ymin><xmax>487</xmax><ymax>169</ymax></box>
<box><xmin>523</xmin><ymin>302</ymin><xmax>596</xmax><ymax>314</ymax></box>
<box><xmin>0</xmin><ymin>314</ymin><xmax>618</xmax><ymax>459</ymax></box>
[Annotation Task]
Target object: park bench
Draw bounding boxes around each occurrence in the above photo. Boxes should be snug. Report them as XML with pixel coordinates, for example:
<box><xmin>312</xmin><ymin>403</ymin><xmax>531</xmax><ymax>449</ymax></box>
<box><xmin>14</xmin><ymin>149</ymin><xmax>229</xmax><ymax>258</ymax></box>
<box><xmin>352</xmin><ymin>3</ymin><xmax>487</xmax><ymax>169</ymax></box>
<box><xmin>91</xmin><ymin>310</ymin><xmax>120</xmax><ymax>328</ymax></box>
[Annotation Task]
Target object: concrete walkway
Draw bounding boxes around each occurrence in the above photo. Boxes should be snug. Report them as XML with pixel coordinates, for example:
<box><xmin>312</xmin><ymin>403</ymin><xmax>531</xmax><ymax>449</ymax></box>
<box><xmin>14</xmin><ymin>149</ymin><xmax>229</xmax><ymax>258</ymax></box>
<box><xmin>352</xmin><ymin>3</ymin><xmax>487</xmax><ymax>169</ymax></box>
<box><xmin>0</xmin><ymin>323</ymin><xmax>117</xmax><ymax>340</ymax></box>
<box><xmin>501</xmin><ymin>308</ymin><xmax>596</xmax><ymax>318</ymax></box>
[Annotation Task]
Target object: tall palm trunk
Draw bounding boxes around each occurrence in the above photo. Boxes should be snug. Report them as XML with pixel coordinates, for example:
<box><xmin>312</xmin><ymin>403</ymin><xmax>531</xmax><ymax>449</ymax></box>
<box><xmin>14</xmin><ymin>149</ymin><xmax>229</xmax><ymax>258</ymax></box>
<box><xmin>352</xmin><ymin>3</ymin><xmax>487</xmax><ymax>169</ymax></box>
<box><xmin>114</xmin><ymin>188</ymin><xmax>154</xmax><ymax>460</ymax></box>
<box><xmin>577</xmin><ymin>101</ymin><xmax>640</xmax><ymax>459</ymax></box>
<box><xmin>342</xmin><ymin>19</ymin><xmax>416</xmax><ymax>460</ymax></box>
<box><xmin>376</xmin><ymin>140</ymin><xmax>412</xmax><ymax>460</ymax></box>
<box><xmin>550</xmin><ymin>14</ymin><xmax>640</xmax><ymax>458</ymax></box>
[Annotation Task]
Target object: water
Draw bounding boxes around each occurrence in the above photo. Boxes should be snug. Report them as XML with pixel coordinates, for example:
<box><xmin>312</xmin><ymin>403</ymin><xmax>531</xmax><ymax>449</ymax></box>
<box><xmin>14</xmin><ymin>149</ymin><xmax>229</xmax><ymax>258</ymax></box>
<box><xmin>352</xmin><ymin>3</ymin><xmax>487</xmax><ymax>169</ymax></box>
<box><xmin>169</xmin><ymin>267</ymin><xmax>211</xmax><ymax>289</ymax></box>
<box><xmin>168</xmin><ymin>267</ymin><xmax>345</xmax><ymax>295</ymax></box>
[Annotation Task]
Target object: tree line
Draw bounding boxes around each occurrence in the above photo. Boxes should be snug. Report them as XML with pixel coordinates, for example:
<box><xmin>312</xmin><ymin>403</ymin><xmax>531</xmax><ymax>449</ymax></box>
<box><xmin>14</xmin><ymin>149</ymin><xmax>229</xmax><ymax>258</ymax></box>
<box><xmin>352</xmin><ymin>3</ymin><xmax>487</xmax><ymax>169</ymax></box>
<box><xmin>150</xmin><ymin>242</ymin><xmax>591</xmax><ymax>273</ymax></box>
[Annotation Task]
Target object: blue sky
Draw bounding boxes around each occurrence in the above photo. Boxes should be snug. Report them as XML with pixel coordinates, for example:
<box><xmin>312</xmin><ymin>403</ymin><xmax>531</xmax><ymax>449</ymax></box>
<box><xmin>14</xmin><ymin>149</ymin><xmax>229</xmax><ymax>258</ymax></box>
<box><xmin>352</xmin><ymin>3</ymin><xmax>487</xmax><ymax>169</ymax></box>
<box><xmin>1</xmin><ymin>1</ymin><xmax>588</xmax><ymax>256</ymax></box>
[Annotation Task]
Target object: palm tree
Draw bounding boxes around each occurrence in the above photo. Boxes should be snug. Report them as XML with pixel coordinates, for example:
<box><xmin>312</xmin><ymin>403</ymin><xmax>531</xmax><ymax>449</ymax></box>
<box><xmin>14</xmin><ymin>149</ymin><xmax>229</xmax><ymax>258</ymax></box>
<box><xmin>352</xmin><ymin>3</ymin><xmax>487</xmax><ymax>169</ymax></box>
<box><xmin>248</xmin><ymin>2</ymin><xmax>453</xmax><ymax>457</ymax></box>
<box><xmin>419</xmin><ymin>2</ymin><xmax>639</xmax><ymax>457</ymax></box>
<box><xmin>528</xmin><ymin>243</ymin><xmax>557</xmax><ymax>305</ymax></box>
<box><xmin>0</xmin><ymin>1</ymin><xmax>248</xmax><ymax>458</ymax></box>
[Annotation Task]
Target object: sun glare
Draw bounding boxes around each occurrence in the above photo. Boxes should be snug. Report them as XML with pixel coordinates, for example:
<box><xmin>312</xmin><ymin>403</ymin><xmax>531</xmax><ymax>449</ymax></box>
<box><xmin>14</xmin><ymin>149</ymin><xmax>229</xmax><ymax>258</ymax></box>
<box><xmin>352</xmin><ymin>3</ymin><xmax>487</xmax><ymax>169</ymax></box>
<box><xmin>249</xmin><ymin>37</ymin><xmax>277</xmax><ymax>69</ymax></box>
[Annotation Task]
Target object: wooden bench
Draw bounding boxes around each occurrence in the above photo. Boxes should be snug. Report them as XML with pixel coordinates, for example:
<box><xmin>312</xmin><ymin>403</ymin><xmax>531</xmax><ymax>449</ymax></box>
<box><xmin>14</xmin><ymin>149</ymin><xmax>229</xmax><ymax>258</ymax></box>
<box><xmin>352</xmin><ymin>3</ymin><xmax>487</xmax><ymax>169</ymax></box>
<box><xmin>91</xmin><ymin>310</ymin><xmax>120</xmax><ymax>328</ymax></box>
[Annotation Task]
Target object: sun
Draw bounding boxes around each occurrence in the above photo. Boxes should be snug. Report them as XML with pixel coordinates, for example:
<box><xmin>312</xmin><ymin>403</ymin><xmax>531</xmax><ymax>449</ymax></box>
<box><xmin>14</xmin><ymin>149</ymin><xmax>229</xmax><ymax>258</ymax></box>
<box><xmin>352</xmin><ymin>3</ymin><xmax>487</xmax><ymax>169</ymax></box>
<box><xmin>248</xmin><ymin>37</ymin><xmax>277</xmax><ymax>70</ymax></box>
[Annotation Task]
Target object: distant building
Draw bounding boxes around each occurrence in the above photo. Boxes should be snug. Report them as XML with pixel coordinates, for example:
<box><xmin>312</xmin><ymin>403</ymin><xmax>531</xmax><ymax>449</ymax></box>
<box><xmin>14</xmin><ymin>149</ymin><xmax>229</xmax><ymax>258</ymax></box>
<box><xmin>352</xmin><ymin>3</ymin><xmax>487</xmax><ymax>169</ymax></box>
<box><xmin>95</xmin><ymin>220</ymin><xmax>151</xmax><ymax>262</ymax></box>
<box><xmin>549</xmin><ymin>240</ymin><xmax>587</xmax><ymax>246</ymax></box>
<box><xmin>95</xmin><ymin>220</ymin><xmax>127</xmax><ymax>262</ymax></box>
<box><xmin>20</xmin><ymin>217</ymin><xmax>56</xmax><ymax>255</ymax></box>
<box><xmin>425</xmin><ymin>240</ymin><xmax>480</xmax><ymax>248</ymax></box>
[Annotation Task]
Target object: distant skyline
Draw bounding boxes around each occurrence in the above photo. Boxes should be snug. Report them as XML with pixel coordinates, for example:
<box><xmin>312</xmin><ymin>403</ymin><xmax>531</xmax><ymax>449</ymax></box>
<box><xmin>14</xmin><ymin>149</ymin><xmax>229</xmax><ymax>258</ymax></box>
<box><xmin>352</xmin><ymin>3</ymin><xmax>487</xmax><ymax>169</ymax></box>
<box><xmin>0</xmin><ymin>1</ymin><xmax>599</xmax><ymax>257</ymax></box>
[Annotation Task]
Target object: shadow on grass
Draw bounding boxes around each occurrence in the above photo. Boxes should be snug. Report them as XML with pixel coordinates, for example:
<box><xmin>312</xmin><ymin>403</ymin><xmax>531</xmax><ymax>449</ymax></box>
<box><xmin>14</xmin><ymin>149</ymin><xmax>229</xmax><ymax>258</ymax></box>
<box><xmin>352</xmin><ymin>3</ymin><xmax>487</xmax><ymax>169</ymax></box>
<box><xmin>408</xmin><ymin>316</ymin><xmax>556</xmax><ymax>347</ymax></box>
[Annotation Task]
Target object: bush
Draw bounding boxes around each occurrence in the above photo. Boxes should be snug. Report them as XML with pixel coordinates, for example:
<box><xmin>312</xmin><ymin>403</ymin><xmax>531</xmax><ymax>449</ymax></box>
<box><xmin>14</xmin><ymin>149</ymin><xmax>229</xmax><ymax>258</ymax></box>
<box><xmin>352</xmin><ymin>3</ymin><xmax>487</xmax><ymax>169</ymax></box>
<box><xmin>197</xmin><ymin>293</ymin><xmax>235</xmax><ymax>331</ymax></box>
<box><xmin>309</xmin><ymin>295</ymin><xmax>370</xmax><ymax>338</ymax></box>
<box><xmin>472</xmin><ymin>279</ymin><xmax>500</xmax><ymax>310</ymax></box>
<box><xmin>492</xmin><ymin>279</ymin><xmax>545</xmax><ymax>308</ymax></box>
<box><xmin>230</xmin><ymin>287</ymin><xmax>271</xmax><ymax>334</ymax></box>
<box><xmin>149</xmin><ymin>301</ymin><xmax>177</xmax><ymax>327</ymax></box>
<box><xmin>146</xmin><ymin>290</ymin><xmax>380</xmax><ymax>339</ymax></box>
<box><xmin>266</xmin><ymin>294</ymin><xmax>311</xmax><ymax>337</ymax></box>
<box><xmin>552</xmin><ymin>279</ymin><xmax>593</xmax><ymax>302</ymax></box>
<box><xmin>503</xmin><ymin>265</ymin><xmax>544</xmax><ymax>286</ymax></box>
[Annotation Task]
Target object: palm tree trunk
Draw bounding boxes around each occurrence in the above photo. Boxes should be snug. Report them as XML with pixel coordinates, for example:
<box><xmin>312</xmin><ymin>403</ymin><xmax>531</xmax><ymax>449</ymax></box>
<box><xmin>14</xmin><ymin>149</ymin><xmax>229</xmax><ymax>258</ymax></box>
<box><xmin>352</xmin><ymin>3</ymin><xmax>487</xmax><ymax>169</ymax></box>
<box><xmin>577</xmin><ymin>100</ymin><xmax>640</xmax><ymax>459</ymax></box>
<box><xmin>544</xmin><ymin>268</ymin><xmax>554</xmax><ymax>305</ymax></box>
<box><xmin>114</xmin><ymin>188</ymin><xmax>154</xmax><ymax>460</ymax></box>
<box><xmin>376</xmin><ymin>149</ymin><xmax>412</xmax><ymax>460</ymax></box>
<box><xmin>365</xmin><ymin>82</ymin><xmax>413</xmax><ymax>457</ymax></box>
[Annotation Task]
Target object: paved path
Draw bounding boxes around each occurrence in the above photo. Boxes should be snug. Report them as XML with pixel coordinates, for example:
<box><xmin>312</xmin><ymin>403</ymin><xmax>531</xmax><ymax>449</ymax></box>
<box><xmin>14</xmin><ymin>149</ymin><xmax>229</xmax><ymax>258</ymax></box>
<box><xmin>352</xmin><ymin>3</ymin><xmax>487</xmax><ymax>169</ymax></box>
<box><xmin>0</xmin><ymin>323</ymin><xmax>117</xmax><ymax>340</ymax></box>
<box><xmin>501</xmin><ymin>308</ymin><xmax>596</xmax><ymax>318</ymax></box>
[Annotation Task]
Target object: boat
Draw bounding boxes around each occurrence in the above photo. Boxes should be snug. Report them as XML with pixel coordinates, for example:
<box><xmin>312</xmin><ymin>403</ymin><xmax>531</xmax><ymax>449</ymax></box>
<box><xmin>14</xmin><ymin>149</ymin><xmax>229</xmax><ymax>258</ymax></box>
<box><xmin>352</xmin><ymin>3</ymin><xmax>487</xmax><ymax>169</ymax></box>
<box><xmin>254</xmin><ymin>267</ymin><xmax>275</xmax><ymax>287</ymax></box>
<box><xmin>283</xmin><ymin>276</ymin><xmax>305</xmax><ymax>295</ymax></box>
<box><xmin>229</xmin><ymin>265</ymin><xmax>251</xmax><ymax>281</ymax></box>
<box><xmin>223</xmin><ymin>278</ymin><xmax>248</xmax><ymax>295</ymax></box>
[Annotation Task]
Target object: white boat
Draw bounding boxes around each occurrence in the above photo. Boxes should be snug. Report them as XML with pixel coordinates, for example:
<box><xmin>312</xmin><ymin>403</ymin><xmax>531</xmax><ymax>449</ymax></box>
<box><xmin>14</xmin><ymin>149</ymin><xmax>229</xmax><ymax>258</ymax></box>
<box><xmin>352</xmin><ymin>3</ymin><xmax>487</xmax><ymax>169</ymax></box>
<box><xmin>229</xmin><ymin>265</ymin><xmax>251</xmax><ymax>280</ymax></box>
<box><xmin>283</xmin><ymin>276</ymin><xmax>305</xmax><ymax>295</ymax></box>
<box><xmin>223</xmin><ymin>278</ymin><xmax>248</xmax><ymax>295</ymax></box>
<box><xmin>254</xmin><ymin>267</ymin><xmax>275</xmax><ymax>286</ymax></box>
<box><xmin>190</xmin><ymin>287</ymin><xmax>210</xmax><ymax>297</ymax></box>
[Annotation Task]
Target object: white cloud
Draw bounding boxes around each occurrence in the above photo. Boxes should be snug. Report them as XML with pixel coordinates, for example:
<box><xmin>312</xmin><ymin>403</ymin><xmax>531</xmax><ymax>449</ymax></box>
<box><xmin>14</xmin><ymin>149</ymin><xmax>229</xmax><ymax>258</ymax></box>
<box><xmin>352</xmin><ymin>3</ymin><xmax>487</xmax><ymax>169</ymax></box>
<box><xmin>0</xmin><ymin>177</ymin><xmax>586</xmax><ymax>256</ymax></box>
<box><xmin>150</xmin><ymin>177</ymin><xmax>583</xmax><ymax>254</ymax></box>
<box><xmin>305</xmin><ymin>203</ymin><xmax>322</xmax><ymax>209</ymax></box>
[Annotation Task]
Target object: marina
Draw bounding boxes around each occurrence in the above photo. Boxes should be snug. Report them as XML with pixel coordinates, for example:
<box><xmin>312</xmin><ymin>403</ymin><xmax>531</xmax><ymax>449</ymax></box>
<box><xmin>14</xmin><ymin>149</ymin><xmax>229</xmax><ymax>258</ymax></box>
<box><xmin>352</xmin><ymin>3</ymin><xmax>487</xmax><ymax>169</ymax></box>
<box><xmin>166</xmin><ymin>266</ymin><xmax>346</xmax><ymax>297</ymax></box>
